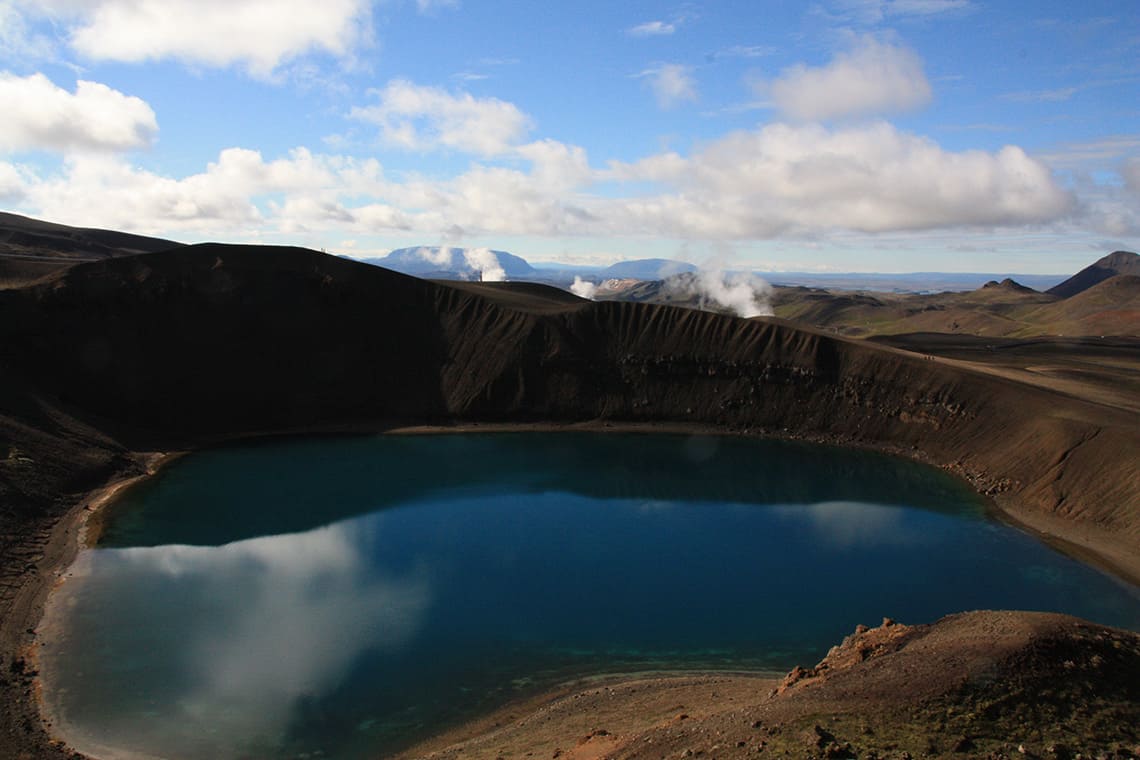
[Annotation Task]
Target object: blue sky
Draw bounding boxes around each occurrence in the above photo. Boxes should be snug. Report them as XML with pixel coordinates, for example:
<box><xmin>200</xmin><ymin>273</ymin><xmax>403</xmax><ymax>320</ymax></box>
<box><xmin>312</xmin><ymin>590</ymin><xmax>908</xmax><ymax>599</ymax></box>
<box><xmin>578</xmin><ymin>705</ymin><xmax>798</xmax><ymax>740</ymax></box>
<box><xmin>1</xmin><ymin>0</ymin><xmax>1137</xmax><ymax>273</ymax></box>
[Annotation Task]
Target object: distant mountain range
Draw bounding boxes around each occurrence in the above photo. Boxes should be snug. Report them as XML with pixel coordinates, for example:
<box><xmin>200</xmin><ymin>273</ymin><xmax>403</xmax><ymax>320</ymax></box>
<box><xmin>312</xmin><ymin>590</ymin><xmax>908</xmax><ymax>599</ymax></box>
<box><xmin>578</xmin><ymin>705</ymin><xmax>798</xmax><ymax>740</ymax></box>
<box><xmin>0</xmin><ymin>212</ymin><xmax>1131</xmax><ymax>297</ymax></box>
<box><xmin>361</xmin><ymin>248</ymin><xmax>1070</xmax><ymax>293</ymax></box>
<box><xmin>366</xmin><ymin>251</ymin><xmax>699</xmax><ymax>285</ymax></box>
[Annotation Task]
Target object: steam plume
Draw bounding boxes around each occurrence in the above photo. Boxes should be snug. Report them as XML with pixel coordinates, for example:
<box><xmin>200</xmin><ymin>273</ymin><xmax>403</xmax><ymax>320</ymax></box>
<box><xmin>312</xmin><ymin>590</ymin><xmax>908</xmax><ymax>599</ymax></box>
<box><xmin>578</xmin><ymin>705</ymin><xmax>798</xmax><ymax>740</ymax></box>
<box><xmin>462</xmin><ymin>247</ymin><xmax>506</xmax><ymax>282</ymax></box>
<box><xmin>668</xmin><ymin>266</ymin><xmax>773</xmax><ymax>318</ymax></box>
<box><xmin>569</xmin><ymin>276</ymin><xmax>598</xmax><ymax>299</ymax></box>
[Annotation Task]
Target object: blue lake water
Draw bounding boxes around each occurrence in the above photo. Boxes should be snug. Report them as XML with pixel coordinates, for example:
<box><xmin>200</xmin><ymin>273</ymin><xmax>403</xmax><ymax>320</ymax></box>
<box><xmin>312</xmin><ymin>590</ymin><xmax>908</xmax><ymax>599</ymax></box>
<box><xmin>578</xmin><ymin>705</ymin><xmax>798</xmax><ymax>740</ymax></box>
<box><xmin>40</xmin><ymin>434</ymin><xmax>1140</xmax><ymax>759</ymax></box>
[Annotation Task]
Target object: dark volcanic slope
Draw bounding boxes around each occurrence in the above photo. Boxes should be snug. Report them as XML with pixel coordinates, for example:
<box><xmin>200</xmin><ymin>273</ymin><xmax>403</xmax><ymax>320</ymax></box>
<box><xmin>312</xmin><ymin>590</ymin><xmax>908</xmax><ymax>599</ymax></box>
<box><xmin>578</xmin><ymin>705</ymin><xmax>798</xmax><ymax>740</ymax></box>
<box><xmin>3</xmin><ymin>244</ymin><xmax>451</xmax><ymax>432</ymax></box>
<box><xmin>0</xmin><ymin>212</ymin><xmax>180</xmax><ymax>260</ymax></box>
<box><xmin>0</xmin><ymin>212</ymin><xmax>183</xmax><ymax>288</ymax></box>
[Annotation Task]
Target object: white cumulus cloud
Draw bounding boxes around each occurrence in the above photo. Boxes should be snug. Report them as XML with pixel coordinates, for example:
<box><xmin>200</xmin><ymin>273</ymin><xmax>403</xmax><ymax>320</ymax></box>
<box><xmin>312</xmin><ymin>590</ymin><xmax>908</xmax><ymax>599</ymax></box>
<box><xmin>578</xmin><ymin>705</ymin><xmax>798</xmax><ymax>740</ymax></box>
<box><xmin>768</xmin><ymin>36</ymin><xmax>932</xmax><ymax>121</ymax></box>
<box><xmin>639</xmin><ymin>63</ymin><xmax>698</xmax><ymax>109</ymax></box>
<box><xmin>0</xmin><ymin>72</ymin><xmax>157</xmax><ymax>153</ymax></box>
<box><xmin>350</xmin><ymin>79</ymin><xmax>533</xmax><ymax>156</ymax></box>
<box><xmin>3</xmin><ymin>124</ymin><xmax>1075</xmax><ymax>246</ymax></box>
<box><xmin>606</xmin><ymin>121</ymin><xmax>1072</xmax><ymax>237</ymax></box>
<box><xmin>13</xmin><ymin>147</ymin><xmax>376</xmax><ymax>236</ymax></box>
<box><xmin>515</xmin><ymin>139</ymin><xmax>593</xmax><ymax>190</ymax></box>
<box><xmin>18</xmin><ymin>0</ymin><xmax>371</xmax><ymax>77</ymax></box>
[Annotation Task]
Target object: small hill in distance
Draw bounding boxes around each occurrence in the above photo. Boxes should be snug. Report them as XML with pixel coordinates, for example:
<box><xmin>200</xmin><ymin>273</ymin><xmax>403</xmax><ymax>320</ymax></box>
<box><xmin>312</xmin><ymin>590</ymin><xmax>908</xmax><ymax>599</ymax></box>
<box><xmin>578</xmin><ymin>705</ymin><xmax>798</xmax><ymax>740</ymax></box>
<box><xmin>980</xmin><ymin>277</ymin><xmax>1038</xmax><ymax>295</ymax></box>
<box><xmin>1048</xmin><ymin>250</ymin><xmax>1140</xmax><ymax>298</ymax></box>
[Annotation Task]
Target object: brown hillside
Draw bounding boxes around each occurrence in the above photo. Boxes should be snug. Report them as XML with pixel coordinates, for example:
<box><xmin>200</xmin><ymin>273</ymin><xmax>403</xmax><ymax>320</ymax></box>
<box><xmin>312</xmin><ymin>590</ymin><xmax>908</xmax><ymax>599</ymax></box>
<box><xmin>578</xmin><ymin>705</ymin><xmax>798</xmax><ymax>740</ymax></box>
<box><xmin>1014</xmin><ymin>274</ymin><xmax>1140</xmax><ymax>338</ymax></box>
<box><xmin>870</xmin><ymin>334</ymin><xmax>1140</xmax><ymax>415</ymax></box>
<box><xmin>768</xmin><ymin>271</ymin><xmax>1140</xmax><ymax>339</ymax></box>
<box><xmin>771</xmin><ymin>283</ymin><xmax>1059</xmax><ymax>338</ymax></box>
<box><xmin>1035</xmin><ymin>273</ymin><xmax>1140</xmax><ymax>319</ymax></box>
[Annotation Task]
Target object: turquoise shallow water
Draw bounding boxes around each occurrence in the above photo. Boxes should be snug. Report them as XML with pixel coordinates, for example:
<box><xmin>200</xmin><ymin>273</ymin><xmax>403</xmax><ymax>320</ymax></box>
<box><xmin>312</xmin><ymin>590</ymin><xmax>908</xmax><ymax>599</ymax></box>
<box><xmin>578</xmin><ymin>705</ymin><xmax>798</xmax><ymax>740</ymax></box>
<box><xmin>40</xmin><ymin>434</ymin><xmax>1140</xmax><ymax>759</ymax></box>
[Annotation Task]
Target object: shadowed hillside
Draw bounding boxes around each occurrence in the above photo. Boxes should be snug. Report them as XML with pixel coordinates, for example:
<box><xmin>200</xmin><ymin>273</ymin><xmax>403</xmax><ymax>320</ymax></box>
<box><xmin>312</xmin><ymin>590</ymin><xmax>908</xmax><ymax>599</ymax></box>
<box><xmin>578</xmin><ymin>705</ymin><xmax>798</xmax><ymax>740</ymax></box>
<box><xmin>0</xmin><ymin>212</ymin><xmax>182</xmax><ymax>288</ymax></box>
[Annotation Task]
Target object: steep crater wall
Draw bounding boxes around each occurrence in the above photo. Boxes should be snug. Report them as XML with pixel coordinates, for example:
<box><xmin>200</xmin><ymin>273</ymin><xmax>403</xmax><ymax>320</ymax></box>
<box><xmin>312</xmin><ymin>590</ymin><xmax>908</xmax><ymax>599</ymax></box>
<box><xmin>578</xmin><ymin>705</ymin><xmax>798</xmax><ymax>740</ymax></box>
<box><xmin>2</xmin><ymin>245</ymin><xmax>1136</xmax><ymax>553</ymax></box>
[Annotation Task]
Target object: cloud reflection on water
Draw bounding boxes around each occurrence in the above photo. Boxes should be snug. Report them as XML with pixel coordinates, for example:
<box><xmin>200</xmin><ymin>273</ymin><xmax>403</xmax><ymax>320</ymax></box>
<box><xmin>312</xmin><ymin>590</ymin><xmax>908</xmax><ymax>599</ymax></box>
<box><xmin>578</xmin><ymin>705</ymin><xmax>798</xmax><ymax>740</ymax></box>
<box><xmin>48</xmin><ymin>517</ymin><xmax>432</xmax><ymax>760</ymax></box>
<box><xmin>770</xmin><ymin>501</ymin><xmax>927</xmax><ymax>548</ymax></box>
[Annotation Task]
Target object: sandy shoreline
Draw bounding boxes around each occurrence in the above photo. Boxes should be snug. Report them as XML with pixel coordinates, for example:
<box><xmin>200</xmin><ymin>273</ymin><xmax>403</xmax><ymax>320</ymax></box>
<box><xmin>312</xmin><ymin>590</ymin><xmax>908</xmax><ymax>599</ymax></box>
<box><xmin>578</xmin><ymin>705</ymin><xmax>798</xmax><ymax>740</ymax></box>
<box><xmin>8</xmin><ymin>420</ymin><xmax>1136</xmax><ymax>760</ymax></box>
<box><xmin>30</xmin><ymin>452</ymin><xmax>178</xmax><ymax>759</ymax></box>
<box><xmin>392</xmin><ymin>671</ymin><xmax>784</xmax><ymax>760</ymax></box>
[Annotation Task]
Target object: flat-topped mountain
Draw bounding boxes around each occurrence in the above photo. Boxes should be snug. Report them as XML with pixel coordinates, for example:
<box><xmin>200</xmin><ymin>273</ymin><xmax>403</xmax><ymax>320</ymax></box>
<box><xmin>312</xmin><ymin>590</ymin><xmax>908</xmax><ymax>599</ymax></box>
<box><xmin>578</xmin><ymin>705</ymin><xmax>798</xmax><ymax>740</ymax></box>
<box><xmin>369</xmin><ymin>246</ymin><xmax>535</xmax><ymax>280</ymax></box>
<box><xmin>598</xmin><ymin>258</ymin><xmax>697</xmax><ymax>279</ymax></box>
